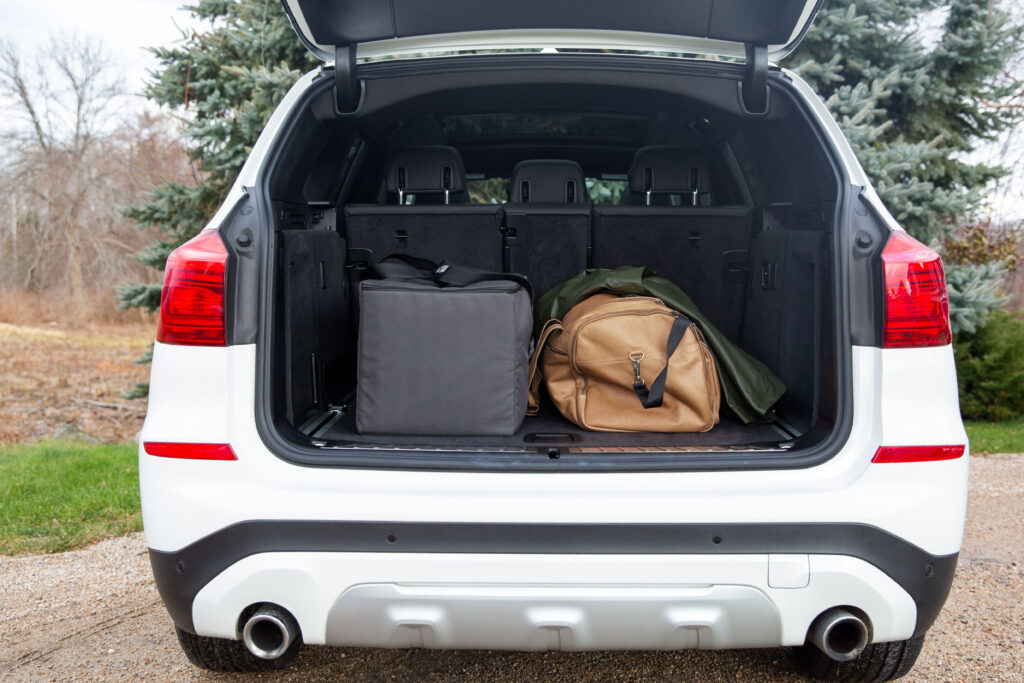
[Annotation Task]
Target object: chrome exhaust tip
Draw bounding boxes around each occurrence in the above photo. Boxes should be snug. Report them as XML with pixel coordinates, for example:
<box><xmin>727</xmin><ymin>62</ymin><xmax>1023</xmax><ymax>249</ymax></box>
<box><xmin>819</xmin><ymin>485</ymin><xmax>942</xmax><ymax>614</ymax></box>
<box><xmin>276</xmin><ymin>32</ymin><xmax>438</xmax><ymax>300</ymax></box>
<box><xmin>807</xmin><ymin>608</ymin><xmax>870</xmax><ymax>662</ymax></box>
<box><xmin>241</xmin><ymin>604</ymin><xmax>299</xmax><ymax>660</ymax></box>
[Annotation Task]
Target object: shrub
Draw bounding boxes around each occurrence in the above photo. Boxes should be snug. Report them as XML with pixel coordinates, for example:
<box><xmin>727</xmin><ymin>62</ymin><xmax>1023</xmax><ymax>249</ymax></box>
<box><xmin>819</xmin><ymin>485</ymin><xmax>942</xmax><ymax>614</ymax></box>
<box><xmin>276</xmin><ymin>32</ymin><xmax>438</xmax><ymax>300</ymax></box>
<box><xmin>955</xmin><ymin>311</ymin><xmax>1024</xmax><ymax>421</ymax></box>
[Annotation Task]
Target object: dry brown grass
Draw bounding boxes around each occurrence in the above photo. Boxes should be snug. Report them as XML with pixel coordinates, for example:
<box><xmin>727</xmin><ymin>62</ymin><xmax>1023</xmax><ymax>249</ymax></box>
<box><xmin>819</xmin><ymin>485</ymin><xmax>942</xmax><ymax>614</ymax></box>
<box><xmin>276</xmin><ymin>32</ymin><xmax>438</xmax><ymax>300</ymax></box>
<box><xmin>0</xmin><ymin>319</ymin><xmax>154</xmax><ymax>444</ymax></box>
<box><xmin>0</xmin><ymin>289</ymin><xmax>155</xmax><ymax>327</ymax></box>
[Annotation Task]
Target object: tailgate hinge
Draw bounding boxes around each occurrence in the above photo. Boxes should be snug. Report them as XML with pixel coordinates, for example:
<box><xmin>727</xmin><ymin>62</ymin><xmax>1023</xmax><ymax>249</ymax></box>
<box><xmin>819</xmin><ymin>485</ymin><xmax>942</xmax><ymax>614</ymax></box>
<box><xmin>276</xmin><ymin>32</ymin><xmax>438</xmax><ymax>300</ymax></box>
<box><xmin>740</xmin><ymin>44</ymin><xmax>769</xmax><ymax>116</ymax></box>
<box><xmin>335</xmin><ymin>44</ymin><xmax>363</xmax><ymax>115</ymax></box>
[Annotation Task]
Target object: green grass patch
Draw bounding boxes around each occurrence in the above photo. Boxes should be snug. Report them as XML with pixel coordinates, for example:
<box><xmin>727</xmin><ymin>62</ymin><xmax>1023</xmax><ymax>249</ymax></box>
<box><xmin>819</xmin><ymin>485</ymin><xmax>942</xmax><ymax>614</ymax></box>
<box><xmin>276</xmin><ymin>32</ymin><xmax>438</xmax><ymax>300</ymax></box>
<box><xmin>0</xmin><ymin>441</ymin><xmax>140</xmax><ymax>554</ymax></box>
<box><xmin>965</xmin><ymin>416</ymin><xmax>1024</xmax><ymax>456</ymax></box>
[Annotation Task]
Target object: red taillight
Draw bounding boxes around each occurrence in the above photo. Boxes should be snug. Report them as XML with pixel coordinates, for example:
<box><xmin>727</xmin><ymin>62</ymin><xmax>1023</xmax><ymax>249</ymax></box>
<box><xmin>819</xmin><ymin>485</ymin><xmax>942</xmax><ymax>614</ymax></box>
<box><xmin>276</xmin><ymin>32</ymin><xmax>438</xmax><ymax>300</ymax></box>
<box><xmin>143</xmin><ymin>442</ymin><xmax>237</xmax><ymax>460</ymax></box>
<box><xmin>156</xmin><ymin>230</ymin><xmax>228</xmax><ymax>346</ymax></box>
<box><xmin>882</xmin><ymin>231</ymin><xmax>951</xmax><ymax>348</ymax></box>
<box><xmin>872</xmin><ymin>445</ymin><xmax>965</xmax><ymax>463</ymax></box>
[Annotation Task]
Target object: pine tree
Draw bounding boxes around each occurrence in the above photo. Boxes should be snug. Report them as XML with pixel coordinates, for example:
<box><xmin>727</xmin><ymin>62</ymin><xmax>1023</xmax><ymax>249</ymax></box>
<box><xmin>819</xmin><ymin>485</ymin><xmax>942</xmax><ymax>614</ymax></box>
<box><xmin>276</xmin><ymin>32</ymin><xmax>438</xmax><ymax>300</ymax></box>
<box><xmin>119</xmin><ymin>0</ymin><xmax>315</xmax><ymax>314</ymax></box>
<box><xmin>118</xmin><ymin>0</ymin><xmax>314</xmax><ymax>396</ymax></box>
<box><xmin>789</xmin><ymin>0</ymin><xmax>1023</xmax><ymax>332</ymax></box>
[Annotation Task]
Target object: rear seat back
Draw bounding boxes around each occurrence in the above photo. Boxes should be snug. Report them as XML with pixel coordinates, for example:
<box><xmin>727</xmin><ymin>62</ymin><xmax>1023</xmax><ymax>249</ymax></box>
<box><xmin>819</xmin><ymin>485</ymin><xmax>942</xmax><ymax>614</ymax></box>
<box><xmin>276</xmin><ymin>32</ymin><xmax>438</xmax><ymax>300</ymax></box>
<box><xmin>592</xmin><ymin>146</ymin><xmax>752</xmax><ymax>341</ymax></box>
<box><xmin>624</xmin><ymin>145</ymin><xmax>711</xmax><ymax>207</ymax></box>
<box><xmin>503</xmin><ymin>160</ymin><xmax>591</xmax><ymax>298</ymax></box>
<box><xmin>345</xmin><ymin>146</ymin><xmax>503</xmax><ymax>270</ymax></box>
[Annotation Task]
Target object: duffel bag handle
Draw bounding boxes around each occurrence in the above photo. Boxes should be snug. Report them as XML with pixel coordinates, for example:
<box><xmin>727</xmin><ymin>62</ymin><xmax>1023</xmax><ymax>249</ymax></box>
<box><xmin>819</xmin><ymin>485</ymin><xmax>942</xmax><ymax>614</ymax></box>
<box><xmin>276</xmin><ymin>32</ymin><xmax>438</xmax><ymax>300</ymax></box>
<box><xmin>632</xmin><ymin>315</ymin><xmax>691</xmax><ymax>409</ymax></box>
<box><xmin>432</xmin><ymin>263</ymin><xmax>533</xmax><ymax>300</ymax></box>
<box><xmin>371</xmin><ymin>254</ymin><xmax>533</xmax><ymax>299</ymax></box>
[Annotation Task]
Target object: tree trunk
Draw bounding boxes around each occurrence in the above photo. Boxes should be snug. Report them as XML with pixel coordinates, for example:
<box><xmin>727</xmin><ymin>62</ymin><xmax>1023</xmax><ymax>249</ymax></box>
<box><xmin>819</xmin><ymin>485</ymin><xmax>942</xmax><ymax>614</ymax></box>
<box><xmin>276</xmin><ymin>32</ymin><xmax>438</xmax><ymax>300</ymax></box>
<box><xmin>65</xmin><ymin>183</ymin><xmax>88</xmax><ymax>321</ymax></box>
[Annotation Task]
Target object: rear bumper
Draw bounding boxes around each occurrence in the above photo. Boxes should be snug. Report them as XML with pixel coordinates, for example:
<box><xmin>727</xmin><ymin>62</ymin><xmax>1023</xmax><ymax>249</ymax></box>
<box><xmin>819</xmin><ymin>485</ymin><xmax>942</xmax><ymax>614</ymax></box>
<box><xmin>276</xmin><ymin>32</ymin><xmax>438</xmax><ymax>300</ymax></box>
<box><xmin>152</xmin><ymin>520</ymin><xmax>957</xmax><ymax>647</ymax></box>
<box><xmin>143</xmin><ymin>343</ymin><xmax>966</xmax><ymax>650</ymax></box>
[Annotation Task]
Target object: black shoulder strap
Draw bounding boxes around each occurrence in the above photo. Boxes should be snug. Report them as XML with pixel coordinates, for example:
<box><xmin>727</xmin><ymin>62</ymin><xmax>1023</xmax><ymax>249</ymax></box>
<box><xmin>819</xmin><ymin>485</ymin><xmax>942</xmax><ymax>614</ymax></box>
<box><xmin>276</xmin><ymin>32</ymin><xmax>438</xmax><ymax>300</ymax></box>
<box><xmin>633</xmin><ymin>315</ymin><xmax>691</xmax><ymax>409</ymax></box>
<box><xmin>368</xmin><ymin>254</ymin><xmax>533</xmax><ymax>299</ymax></box>
<box><xmin>366</xmin><ymin>254</ymin><xmax>438</xmax><ymax>280</ymax></box>
<box><xmin>433</xmin><ymin>263</ymin><xmax>533</xmax><ymax>300</ymax></box>
<box><xmin>381</xmin><ymin>253</ymin><xmax>440</xmax><ymax>272</ymax></box>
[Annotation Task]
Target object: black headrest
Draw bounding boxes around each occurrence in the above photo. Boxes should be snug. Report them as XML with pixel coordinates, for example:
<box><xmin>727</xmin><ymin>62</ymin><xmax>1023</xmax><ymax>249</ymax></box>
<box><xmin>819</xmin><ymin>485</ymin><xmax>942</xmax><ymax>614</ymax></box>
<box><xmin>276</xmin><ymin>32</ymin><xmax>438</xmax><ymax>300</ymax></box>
<box><xmin>386</xmin><ymin>146</ymin><xmax>466</xmax><ymax>201</ymax></box>
<box><xmin>508</xmin><ymin>160</ymin><xmax>586</xmax><ymax>204</ymax></box>
<box><xmin>628</xmin><ymin>146</ymin><xmax>711</xmax><ymax>201</ymax></box>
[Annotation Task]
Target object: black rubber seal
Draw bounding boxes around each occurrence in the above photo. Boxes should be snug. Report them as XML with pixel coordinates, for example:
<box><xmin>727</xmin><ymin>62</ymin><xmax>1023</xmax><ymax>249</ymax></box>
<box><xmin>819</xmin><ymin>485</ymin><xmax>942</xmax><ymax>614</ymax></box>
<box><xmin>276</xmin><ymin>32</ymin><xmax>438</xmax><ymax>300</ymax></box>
<box><xmin>152</xmin><ymin>520</ymin><xmax>956</xmax><ymax>639</ymax></box>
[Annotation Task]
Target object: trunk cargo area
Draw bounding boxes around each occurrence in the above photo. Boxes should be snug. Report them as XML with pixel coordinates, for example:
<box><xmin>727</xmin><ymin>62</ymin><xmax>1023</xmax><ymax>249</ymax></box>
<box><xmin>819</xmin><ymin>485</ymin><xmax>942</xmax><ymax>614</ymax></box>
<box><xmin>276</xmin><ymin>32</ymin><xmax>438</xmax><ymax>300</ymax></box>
<box><xmin>274</xmin><ymin>217</ymin><xmax>829</xmax><ymax>453</ymax></box>
<box><xmin>259</xmin><ymin>57</ymin><xmax>843</xmax><ymax>460</ymax></box>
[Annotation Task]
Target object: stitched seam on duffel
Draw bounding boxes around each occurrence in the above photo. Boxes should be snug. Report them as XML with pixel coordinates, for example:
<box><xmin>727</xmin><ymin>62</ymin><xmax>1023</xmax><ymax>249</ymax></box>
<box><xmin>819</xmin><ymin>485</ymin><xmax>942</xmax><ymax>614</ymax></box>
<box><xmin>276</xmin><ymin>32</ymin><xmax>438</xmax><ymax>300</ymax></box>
<box><xmin>693</xmin><ymin>327</ymin><xmax>719</xmax><ymax>431</ymax></box>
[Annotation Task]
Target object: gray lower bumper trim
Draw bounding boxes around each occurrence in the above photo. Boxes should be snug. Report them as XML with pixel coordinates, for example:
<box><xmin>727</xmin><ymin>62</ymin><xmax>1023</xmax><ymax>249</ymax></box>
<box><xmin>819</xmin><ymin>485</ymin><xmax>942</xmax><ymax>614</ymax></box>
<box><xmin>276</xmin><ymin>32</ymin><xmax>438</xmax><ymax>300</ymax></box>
<box><xmin>149</xmin><ymin>520</ymin><xmax>957</xmax><ymax>639</ymax></box>
<box><xmin>327</xmin><ymin>583</ymin><xmax>781</xmax><ymax>651</ymax></box>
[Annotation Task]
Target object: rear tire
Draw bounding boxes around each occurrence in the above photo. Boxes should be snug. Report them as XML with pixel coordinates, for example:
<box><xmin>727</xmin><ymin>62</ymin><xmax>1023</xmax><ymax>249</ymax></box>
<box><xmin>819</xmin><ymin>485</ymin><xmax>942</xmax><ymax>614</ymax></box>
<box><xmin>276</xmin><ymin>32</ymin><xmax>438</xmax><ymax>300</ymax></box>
<box><xmin>795</xmin><ymin>635</ymin><xmax>925</xmax><ymax>682</ymax></box>
<box><xmin>174</xmin><ymin>626</ymin><xmax>301</xmax><ymax>672</ymax></box>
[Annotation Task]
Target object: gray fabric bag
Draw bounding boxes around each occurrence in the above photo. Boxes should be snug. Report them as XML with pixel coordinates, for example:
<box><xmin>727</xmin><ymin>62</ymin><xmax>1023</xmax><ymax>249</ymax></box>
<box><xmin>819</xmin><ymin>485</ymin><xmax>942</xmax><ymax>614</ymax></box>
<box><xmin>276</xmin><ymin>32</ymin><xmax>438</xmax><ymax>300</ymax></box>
<box><xmin>356</xmin><ymin>260</ymin><xmax>532</xmax><ymax>436</ymax></box>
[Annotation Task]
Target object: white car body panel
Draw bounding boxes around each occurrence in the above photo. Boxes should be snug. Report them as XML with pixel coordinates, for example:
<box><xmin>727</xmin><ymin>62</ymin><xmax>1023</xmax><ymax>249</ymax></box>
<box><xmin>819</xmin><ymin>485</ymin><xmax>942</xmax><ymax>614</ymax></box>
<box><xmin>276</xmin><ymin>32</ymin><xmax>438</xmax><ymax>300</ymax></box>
<box><xmin>141</xmin><ymin>344</ymin><xmax>967</xmax><ymax>558</ymax></box>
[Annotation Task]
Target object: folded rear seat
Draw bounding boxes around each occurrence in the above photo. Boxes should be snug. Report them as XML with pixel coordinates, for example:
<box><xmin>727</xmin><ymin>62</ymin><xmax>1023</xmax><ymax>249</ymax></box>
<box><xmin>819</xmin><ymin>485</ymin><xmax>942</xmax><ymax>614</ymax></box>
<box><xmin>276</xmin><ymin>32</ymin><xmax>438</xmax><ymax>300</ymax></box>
<box><xmin>503</xmin><ymin>159</ymin><xmax>591</xmax><ymax>298</ymax></box>
<box><xmin>345</xmin><ymin>146</ymin><xmax>503</xmax><ymax>270</ymax></box>
<box><xmin>592</xmin><ymin>146</ymin><xmax>752</xmax><ymax>341</ymax></box>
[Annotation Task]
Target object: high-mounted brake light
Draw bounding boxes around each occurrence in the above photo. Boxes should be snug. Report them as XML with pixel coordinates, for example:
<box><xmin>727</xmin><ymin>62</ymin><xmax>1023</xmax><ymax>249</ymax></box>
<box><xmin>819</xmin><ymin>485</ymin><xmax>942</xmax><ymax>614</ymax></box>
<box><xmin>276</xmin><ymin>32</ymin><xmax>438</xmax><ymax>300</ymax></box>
<box><xmin>144</xmin><ymin>442</ymin><xmax>237</xmax><ymax>460</ymax></box>
<box><xmin>156</xmin><ymin>230</ymin><xmax>228</xmax><ymax>346</ymax></box>
<box><xmin>882</xmin><ymin>231</ymin><xmax>951</xmax><ymax>348</ymax></box>
<box><xmin>872</xmin><ymin>445</ymin><xmax>965</xmax><ymax>463</ymax></box>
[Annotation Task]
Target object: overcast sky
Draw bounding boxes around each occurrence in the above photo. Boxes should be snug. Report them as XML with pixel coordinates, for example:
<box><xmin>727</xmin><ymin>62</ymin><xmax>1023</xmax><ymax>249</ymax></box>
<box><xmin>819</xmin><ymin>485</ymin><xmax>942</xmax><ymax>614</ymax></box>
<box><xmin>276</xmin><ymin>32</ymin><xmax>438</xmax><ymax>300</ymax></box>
<box><xmin>1</xmin><ymin>0</ymin><xmax>195</xmax><ymax>96</ymax></box>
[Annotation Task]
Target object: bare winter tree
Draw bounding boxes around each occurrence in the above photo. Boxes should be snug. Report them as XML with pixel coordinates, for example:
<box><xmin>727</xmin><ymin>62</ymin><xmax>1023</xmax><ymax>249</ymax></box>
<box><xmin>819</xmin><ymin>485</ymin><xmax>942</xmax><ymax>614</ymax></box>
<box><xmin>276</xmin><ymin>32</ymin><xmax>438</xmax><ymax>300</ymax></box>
<box><xmin>1</xmin><ymin>36</ymin><xmax>122</xmax><ymax>305</ymax></box>
<box><xmin>0</xmin><ymin>35</ymin><xmax>192</xmax><ymax>322</ymax></box>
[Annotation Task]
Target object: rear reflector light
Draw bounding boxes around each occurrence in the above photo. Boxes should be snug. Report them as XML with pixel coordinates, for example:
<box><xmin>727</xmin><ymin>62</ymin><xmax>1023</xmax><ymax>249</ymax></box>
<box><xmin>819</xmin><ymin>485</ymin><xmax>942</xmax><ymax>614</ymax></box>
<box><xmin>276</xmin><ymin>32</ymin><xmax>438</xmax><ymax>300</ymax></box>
<box><xmin>156</xmin><ymin>230</ymin><xmax>228</xmax><ymax>346</ymax></box>
<box><xmin>882</xmin><ymin>231</ymin><xmax>951</xmax><ymax>348</ymax></box>
<box><xmin>144</xmin><ymin>442</ymin><xmax>237</xmax><ymax>461</ymax></box>
<box><xmin>872</xmin><ymin>445</ymin><xmax>965</xmax><ymax>463</ymax></box>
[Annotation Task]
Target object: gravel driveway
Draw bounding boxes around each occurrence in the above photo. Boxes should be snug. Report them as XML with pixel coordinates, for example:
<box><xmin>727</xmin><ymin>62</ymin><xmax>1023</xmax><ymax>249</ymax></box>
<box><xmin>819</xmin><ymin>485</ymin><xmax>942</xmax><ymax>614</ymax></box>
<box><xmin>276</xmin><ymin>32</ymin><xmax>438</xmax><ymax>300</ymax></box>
<box><xmin>2</xmin><ymin>454</ymin><xmax>1022</xmax><ymax>682</ymax></box>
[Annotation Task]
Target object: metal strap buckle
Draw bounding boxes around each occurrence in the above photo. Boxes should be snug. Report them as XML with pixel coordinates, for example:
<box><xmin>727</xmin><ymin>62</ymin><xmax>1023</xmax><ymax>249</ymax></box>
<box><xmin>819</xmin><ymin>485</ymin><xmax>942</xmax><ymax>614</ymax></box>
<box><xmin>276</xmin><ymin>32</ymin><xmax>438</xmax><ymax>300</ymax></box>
<box><xmin>629</xmin><ymin>352</ymin><xmax>646</xmax><ymax>387</ymax></box>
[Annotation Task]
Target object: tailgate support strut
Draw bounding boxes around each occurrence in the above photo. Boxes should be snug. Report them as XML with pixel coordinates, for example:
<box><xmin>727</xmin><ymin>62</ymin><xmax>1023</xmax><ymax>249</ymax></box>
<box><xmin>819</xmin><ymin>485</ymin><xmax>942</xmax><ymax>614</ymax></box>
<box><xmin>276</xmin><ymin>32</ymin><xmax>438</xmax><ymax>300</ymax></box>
<box><xmin>335</xmin><ymin>44</ymin><xmax>362</xmax><ymax>114</ymax></box>
<box><xmin>740</xmin><ymin>44</ymin><xmax>768</xmax><ymax>116</ymax></box>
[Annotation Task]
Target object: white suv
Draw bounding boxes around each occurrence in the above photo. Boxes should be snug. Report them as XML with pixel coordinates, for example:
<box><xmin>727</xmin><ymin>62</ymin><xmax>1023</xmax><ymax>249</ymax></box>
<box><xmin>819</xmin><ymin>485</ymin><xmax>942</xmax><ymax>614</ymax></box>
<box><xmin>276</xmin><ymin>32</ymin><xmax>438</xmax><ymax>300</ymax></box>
<box><xmin>139</xmin><ymin>1</ymin><xmax>969</xmax><ymax>680</ymax></box>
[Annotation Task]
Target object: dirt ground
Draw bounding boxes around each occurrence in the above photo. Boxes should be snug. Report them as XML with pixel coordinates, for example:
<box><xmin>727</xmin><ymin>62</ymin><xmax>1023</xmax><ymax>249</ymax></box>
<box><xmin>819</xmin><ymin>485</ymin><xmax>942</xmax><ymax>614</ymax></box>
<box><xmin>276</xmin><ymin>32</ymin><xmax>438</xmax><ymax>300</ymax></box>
<box><xmin>0</xmin><ymin>322</ymin><xmax>152</xmax><ymax>445</ymax></box>
<box><xmin>1</xmin><ymin>454</ymin><xmax>1021</xmax><ymax>683</ymax></box>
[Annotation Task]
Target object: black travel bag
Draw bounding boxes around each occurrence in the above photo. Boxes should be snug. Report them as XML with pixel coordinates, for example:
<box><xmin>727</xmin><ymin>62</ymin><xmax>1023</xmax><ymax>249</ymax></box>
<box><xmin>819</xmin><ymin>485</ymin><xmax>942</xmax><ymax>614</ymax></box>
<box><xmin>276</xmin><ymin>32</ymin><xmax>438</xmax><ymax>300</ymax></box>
<box><xmin>356</xmin><ymin>257</ymin><xmax>533</xmax><ymax>436</ymax></box>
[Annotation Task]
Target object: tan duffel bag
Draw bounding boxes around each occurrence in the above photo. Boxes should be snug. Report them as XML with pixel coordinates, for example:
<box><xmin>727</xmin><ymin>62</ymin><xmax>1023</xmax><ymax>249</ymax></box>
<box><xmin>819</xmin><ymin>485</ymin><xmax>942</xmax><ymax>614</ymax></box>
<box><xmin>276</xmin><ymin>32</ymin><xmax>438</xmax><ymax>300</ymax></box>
<box><xmin>528</xmin><ymin>293</ymin><xmax>720</xmax><ymax>433</ymax></box>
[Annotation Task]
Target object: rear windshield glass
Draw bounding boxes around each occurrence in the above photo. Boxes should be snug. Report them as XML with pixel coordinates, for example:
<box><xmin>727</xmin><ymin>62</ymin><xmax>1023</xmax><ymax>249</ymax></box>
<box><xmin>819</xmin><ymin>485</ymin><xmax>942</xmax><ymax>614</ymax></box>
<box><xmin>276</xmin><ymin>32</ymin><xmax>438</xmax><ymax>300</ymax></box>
<box><xmin>465</xmin><ymin>177</ymin><xmax>628</xmax><ymax>204</ymax></box>
<box><xmin>466</xmin><ymin>178</ymin><xmax>507</xmax><ymax>203</ymax></box>
<box><xmin>443</xmin><ymin>114</ymin><xmax>651</xmax><ymax>144</ymax></box>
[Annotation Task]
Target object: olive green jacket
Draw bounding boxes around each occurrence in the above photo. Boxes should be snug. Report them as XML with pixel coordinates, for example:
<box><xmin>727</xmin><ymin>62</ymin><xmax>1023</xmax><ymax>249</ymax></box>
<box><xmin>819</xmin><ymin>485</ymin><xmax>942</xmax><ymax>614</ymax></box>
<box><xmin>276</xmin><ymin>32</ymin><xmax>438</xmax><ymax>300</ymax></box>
<box><xmin>535</xmin><ymin>267</ymin><xmax>786</xmax><ymax>424</ymax></box>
